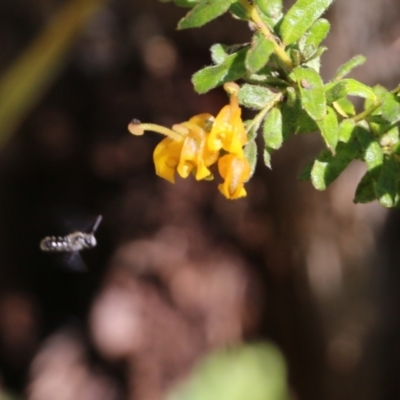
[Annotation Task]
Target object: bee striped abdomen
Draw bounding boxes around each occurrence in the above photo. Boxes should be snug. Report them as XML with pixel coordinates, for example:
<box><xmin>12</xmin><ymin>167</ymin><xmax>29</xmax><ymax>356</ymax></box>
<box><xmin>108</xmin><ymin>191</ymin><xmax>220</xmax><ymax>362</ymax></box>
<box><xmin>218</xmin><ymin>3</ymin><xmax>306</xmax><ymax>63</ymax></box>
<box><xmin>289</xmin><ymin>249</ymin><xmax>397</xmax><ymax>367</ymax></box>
<box><xmin>40</xmin><ymin>236</ymin><xmax>74</xmax><ymax>252</ymax></box>
<box><xmin>40</xmin><ymin>232</ymin><xmax>96</xmax><ymax>252</ymax></box>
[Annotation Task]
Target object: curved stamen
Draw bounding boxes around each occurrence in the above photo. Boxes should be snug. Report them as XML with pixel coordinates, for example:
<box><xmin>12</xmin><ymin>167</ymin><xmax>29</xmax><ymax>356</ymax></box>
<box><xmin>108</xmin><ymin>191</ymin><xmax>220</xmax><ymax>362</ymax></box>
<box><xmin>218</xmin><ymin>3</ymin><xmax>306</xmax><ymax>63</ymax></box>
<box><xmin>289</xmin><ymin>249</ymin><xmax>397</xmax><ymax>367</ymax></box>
<box><xmin>128</xmin><ymin>120</ymin><xmax>184</xmax><ymax>141</ymax></box>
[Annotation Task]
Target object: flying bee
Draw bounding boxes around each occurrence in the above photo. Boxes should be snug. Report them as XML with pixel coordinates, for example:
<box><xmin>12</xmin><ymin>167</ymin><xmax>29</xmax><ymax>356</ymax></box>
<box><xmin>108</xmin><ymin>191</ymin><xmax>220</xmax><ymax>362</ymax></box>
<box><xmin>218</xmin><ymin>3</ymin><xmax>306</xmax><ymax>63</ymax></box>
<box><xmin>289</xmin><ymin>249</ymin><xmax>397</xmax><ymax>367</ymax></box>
<box><xmin>40</xmin><ymin>215</ymin><xmax>102</xmax><ymax>252</ymax></box>
<box><xmin>40</xmin><ymin>214</ymin><xmax>102</xmax><ymax>271</ymax></box>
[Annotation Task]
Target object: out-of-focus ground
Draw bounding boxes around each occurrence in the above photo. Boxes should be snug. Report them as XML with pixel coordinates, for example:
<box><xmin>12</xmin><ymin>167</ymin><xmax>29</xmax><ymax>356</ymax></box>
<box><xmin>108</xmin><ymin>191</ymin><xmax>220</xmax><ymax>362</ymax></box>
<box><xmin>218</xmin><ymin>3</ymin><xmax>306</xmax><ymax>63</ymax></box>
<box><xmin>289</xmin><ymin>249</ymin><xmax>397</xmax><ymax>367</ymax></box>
<box><xmin>0</xmin><ymin>0</ymin><xmax>399</xmax><ymax>399</ymax></box>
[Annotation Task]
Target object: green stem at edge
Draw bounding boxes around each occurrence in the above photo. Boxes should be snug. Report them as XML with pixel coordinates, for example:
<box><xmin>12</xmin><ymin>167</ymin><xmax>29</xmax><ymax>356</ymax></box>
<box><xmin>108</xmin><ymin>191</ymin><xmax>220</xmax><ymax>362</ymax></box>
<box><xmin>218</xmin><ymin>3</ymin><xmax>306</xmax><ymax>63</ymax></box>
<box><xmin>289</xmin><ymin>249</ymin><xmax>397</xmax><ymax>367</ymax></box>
<box><xmin>238</xmin><ymin>0</ymin><xmax>293</xmax><ymax>69</ymax></box>
<box><xmin>246</xmin><ymin>93</ymin><xmax>283</xmax><ymax>133</ymax></box>
<box><xmin>351</xmin><ymin>101</ymin><xmax>382</xmax><ymax>123</ymax></box>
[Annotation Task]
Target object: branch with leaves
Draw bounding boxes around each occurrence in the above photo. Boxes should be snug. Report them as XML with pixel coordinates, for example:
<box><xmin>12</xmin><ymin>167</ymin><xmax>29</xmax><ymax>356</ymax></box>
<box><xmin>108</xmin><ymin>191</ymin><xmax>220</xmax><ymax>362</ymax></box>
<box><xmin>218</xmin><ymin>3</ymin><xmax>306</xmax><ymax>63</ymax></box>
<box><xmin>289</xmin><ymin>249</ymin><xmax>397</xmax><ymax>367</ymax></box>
<box><xmin>130</xmin><ymin>0</ymin><xmax>400</xmax><ymax>207</ymax></box>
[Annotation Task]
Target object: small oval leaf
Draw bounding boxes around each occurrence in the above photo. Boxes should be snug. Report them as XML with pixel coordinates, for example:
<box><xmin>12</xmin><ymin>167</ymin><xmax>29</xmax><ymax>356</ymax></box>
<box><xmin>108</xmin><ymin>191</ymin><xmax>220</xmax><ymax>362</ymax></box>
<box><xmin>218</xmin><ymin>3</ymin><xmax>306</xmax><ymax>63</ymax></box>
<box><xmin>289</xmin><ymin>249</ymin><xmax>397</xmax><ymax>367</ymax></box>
<box><xmin>256</xmin><ymin>0</ymin><xmax>283</xmax><ymax>18</ymax></box>
<box><xmin>192</xmin><ymin>48</ymin><xmax>247</xmax><ymax>93</ymax></box>
<box><xmin>304</xmin><ymin>18</ymin><xmax>330</xmax><ymax>48</ymax></box>
<box><xmin>238</xmin><ymin>84</ymin><xmax>276</xmax><ymax>110</ymax></box>
<box><xmin>325</xmin><ymin>79</ymin><xmax>377</xmax><ymax>104</ymax></box>
<box><xmin>376</xmin><ymin>155</ymin><xmax>400</xmax><ymax>207</ymax></box>
<box><xmin>333</xmin><ymin>55</ymin><xmax>367</xmax><ymax>81</ymax></box>
<box><xmin>263</xmin><ymin>107</ymin><xmax>283</xmax><ymax>149</ymax></box>
<box><xmin>243</xmin><ymin>140</ymin><xmax>258</xmax><ymax>179</ymax></box>
<box><xmin>279</xmin><ymin>0</ymin><xmax>334</xmax><ymax>46</ymax></box>
<box><xmin>178</xmin><ymin>0</ymin><xmax>234</xmax><ymax>29</ymax></box>
<box><xmin>293</xmin><ymin>66</ymin><xmax>326</xmax><ymax>120</ymax></box>
<box><xmin>316</xmin><ymin>106</ymin><xmax>339</xmax><ymax>151</ymax></box>
<box><xmin>246</xmin><ymin>33</ymin><xmax>274</xmax><ymax>74</ymax></box>
<box><xmin>356</xmin><ymin>127</ymin><xmax>383</xmax><ymax>170</ymax></box>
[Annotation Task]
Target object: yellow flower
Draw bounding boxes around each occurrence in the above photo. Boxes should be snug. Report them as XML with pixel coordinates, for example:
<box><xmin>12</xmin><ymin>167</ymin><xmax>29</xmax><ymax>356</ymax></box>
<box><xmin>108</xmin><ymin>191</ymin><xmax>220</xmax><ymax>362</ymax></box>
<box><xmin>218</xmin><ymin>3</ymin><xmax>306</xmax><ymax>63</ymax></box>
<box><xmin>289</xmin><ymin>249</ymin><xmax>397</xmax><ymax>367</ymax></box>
<box><xmin>175</xmin><ymin>114</ymin><xmax>219</xmax><ymax>180</ymax></box>
<box><xmin>218</xmin><ymin>154</ymin><xmax>251</xmax><ymax>199</ymax></box>
<box><xmin>207</xmin><ymin>82</ymin><xmax>247</xmax><ymax>157</ymax></box>
<box><xmin>152</xmin><ymin>136</ymin><xmax>184</xmax><ymax>183</ymax></box>
<box><xmin>128</xmin><ymin>82</ymin><xmax>252</xmax><ymax>200</ymax></box>
<box><xmin>128</xmin><ymin>114</ymin><xmax>219</xmax><ymax>183</ymax></box>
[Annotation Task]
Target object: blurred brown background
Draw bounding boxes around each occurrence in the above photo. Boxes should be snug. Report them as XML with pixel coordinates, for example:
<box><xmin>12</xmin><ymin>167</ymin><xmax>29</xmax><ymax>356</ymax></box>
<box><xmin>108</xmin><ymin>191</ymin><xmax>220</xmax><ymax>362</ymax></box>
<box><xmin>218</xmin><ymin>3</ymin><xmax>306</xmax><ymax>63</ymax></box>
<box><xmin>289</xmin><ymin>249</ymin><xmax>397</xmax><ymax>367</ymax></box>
<box><xmin>0</xmin><ymin>0</ymin><xmax>399</xmax><ymax>399</ymax></box>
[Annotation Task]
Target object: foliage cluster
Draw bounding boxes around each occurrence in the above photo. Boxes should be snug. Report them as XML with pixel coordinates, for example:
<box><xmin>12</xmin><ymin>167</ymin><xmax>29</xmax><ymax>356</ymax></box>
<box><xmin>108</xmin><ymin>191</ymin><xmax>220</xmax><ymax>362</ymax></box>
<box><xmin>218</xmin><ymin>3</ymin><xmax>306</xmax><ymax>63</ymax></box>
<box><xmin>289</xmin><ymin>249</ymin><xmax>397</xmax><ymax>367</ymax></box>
<box><xmin>157</xmin><ymin>0</ymin><xmax>400</xmax><ymax>207</ymax></box>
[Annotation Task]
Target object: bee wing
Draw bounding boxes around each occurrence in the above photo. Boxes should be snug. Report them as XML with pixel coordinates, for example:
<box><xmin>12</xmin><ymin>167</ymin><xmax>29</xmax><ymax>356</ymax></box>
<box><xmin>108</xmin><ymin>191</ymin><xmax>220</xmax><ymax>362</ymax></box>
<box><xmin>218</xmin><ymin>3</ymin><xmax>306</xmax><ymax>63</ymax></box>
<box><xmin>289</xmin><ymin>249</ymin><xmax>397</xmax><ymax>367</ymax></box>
<box><xmin>47</xmin><ymin>206</ymin><xmax>101</xmax><ymax>235</ymax></box>
<box><xmin>56</xmin><ymin>252</ymin><xmax>88</xmax><ymax>272</ymax></box>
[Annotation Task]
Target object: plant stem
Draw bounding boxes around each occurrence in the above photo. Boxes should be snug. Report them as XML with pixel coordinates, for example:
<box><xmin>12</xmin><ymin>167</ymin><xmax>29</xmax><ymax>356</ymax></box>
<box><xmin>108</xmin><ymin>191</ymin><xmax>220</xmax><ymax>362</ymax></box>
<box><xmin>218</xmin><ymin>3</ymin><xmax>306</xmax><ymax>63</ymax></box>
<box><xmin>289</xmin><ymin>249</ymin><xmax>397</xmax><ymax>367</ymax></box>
<box><xmin>239</xmin><ymin>0</ymin><xmax>293</xmax><ymax>69</ymax></box>
<box><xmin>246</xmin><ymin>93</ymin><xmax>283</xmax><ymax>133</ymax></box>
<box><xmin>352</xmin><ymin>102</ymin><xmax>382</xmax><ymax>123</ymax></box>
<box><xmin>392</xmin><ymin>85</ymin><xmax>400</xmax><ymax>95</ymax></box>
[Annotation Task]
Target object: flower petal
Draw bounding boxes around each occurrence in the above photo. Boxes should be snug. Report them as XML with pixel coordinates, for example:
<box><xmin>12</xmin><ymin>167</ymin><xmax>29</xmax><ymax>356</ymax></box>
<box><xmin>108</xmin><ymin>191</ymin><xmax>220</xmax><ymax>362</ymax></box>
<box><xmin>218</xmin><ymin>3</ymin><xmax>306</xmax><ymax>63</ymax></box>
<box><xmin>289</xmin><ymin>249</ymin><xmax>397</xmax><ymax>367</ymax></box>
<box><xmin>153</xmin><ymin>137</ymin><xmax>183</xmax><ymax>183</ymax></box>
<box><xmin>218</xmin><ymin>154</ymin><xmax>251</xmax><ymax>199</ymax></box>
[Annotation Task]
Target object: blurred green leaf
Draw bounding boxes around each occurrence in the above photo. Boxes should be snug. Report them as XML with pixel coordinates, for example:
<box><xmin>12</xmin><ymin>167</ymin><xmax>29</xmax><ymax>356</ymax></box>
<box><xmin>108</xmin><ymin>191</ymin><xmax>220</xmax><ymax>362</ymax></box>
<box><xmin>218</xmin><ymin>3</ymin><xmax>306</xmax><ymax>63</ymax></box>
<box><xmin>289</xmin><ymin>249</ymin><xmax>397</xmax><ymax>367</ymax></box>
<box><xmin>177</xmin><ymin>0</ymin><xmax>234</xmax><ymax>29</ymax></box>
<box><xmin>338</xmin><ymin>119</ymin><xmax>356</xmax><ymax>143</ymax></box>
<box><xmin>229</xmin><ymin>2</ymin><xmax>248</xmax><ymax>20</ymax></box>
<box><xmin>280</xmin><ymin>96</ymin><xmax>318</xmax><ymax>136</ymax></box>
<box><xmin>174</xmin><ymin>0</ymin><xmax>198</xmax><ymax>7</ymax></box>
<box><xmin>238</xmin><ymin>84</ymin><xmax>276</xmax><ymax>110</ymax></box>
<box><xmin>210</xmin><ymin>43</ymin><xmax>229</xmax><ymax>64</ymax></box>
<box><xmin>192</xmin><ymin>48</ymin><xmax>247</xmax><ymax>93</ymax></box>
<box><xmin>333</xmin><ymin>55</ymin><xmax>366</xmax><ymax>81</ymax></box>
<box><xmin>246</xmin><ymin>33</ymin><xmax>274</xmax><ymax>74</ymax></box>
<box><xmin>256</xmin><ymin>0</ymin><xmax>283</xmax><ymax>18</ymax></box>
<box><xmin>325</xmin><ymin>79</ymin><xmax>377</xmax><ymax>104</ymax></box>
<box><xmin>279</xmin><ymin>0</ymin><xmax>333</xmax><ymax>46</ymax></box>
<box><xmin>304</xmin><ymin>18</ymin><xmax>330</xmax><ymax>48</ymax></box>
<box><xmin>244</xmin><ymin>140</ymin><xmax>258</xmax><ymax>179</ymax></box>
<box><xmin>316</xmin><ymin>106</ymin><xmax>339</xmax><ymax>151</ymax></box>
<box><xmin>166</xmin><ymin>342</ymin><xmax>290</xmax><ymax>400</ymax></box>
<box><xmin>263</xmin><ymin>107</ymin><xmax>283</xmax><ymax>149</ymax></box>
<box><xmin>293</xmin><ymin>66</ymin><xmax>326</xmax><ymax>120</ymax></box>
<box><xmin>264</xmin><ymin>148</ymin><xmax>272</xmax><ymax>168</ymax></box>
<box><xmin>354</xmin><ymin>170</ymin><xmax>378</xmax><ymax>204</ymax></box>
<box><xmin>332</xmin><ymin>97</ymin><xmax>356</xmax><ymax>117</ymax></box>
<box><xmin>356</xmin><ymin>126</ymin><xmax>383</xmax><ymax>170</ymax></box>
<box><xmin>0</xmin><ymin>0</ymin><xmax>108</xmax><ymax>149</ymax></box>
<box><xmin>310</xmin><ymin>139</ymin><xmax>360</xmax><ymax>190</ymax></box>
<box><xmin>382</xmin><ymin>92</ymin><xmax>400</xmax><ymax>124</ymax></box>
<box><xmin>376</xmin><ymin>155</ymin><xmax>400</xmax><ymax>207</ymax></box>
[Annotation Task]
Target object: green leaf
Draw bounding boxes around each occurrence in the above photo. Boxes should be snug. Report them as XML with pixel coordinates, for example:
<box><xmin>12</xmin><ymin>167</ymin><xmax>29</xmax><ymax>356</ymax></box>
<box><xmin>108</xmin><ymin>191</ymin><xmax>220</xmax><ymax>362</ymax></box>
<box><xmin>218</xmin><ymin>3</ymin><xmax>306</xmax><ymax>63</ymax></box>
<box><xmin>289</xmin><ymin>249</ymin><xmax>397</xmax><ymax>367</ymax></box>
<box><xmin>332</xmin><ymin>97</ymin><xmax>356</xmax><ymax>117</ymax></box>
<box><xmin>279</xmin><ymin>0</ymin><xmax>334</xmax><ymax>46</ymax></box>
<box><xmin>338</xmin><ymin>119</ymin><xmax>356</xmax><ymax>143</ymax></box>
<box><xmin>299</xmin><ymin>160</ymin><xmax>313</xmax><ymax>180</ymax></box>
<box><xmin>379</xmin><ymin>125</ymin><xmax>399</xmax><ymax>148</ymax></box>
<box><xmin>256</xmin><ymin>0</ymin><xmax>283</xmax><ymax>18</ymax></box>
<box><xmin>229</xmin><ymin>2</ymin><xmax>248</xmax><ymax>20</ymax></box>
<box><xmin>354</xmin><ymin>170</ymin><xmax>378</xmax><ymax>204</ymax></box>
<box><xmin>316</xmin><ymin>106</ymin><xmax>339</xmax><ymax>150</ymax></box>
<box><xmin>310</xmin><ymin>140</ymin><xmax>360</xmax><ymax>190</ymax></box>
<box><xmin>210</xmin><ymin>43</ymin><xmax>229</xmax><ymax>64</ymax></box>
<box><xmin>238</xmin><ymin>84</ymin><xmax>276</xmax><ymax>110</ymax></box>
<box><xmin>263</xmin><ymin>148</ymin><xmax>272</xmax><ymax>168</ymax></box>
<box><xmin>192</xmin><ymin>48</ymin><xmax>247</xmax><ymax>93</ymax></box>
<box><xmin>280</xmin><ymin>96</ymin><xmax>318</xmax><ymax>136</ymax></box>
<box><xmin>244</xmin><ymin>140</ymin><xmax>258</xmax><ymax>179</ymax></box>
<box><xmin>333</xmin><ymin>55</ymin><xmax>366</xmax><ymax>81</ymax></box>
<box><xmin>177</xmin><ymin>0</ymin><xmax>234</xmax><ymax>29</ymax></box>
<box><xmin>174</xmin><ymin>0</ymin><xmax>198</xmax><ymax>7</ymax></box>
<box><xmin>382</xmin><ymin>92</ymin><xmax>400</xmax><ymax>124</ymax></box>
<box><xmin>293</xmin><ymin>66</ymin><xmax>326</xmax><ymax>120</ymax></box>
<box><xmin>356</xmin><ymin>126</ymin><xmax>383</xmax><ymax>170</ymax></box>
<box><xmin>364</xmin><ymin>84</ymin><xmax>388</xmax><ymax>113</ymax></box>
<box><xmin>246</xmin><ymin>33</ymin><xmax>274</xmax><ymax>74</ymax></box>
<box><xmin>325</xmin><ymin>79</ymin><xmax>377</xmax><ymax>104</ymax></box>
<box><xmin>376</xmin><ymin>155</ymin><xmax>400</xmax><ymax>207</ymax></box>
<box><xmin>166</xmin><ymin>343</ymin><xmax>290</xmax><ymax>400</ymax></box>
<box><xmin>304</xmin><ymin>18</ymin><xmax>330</xmax><ymax>48</ymax></box>
<box><xmin>263</xmin><ymin>107</ymin><xmax>283</xmax><ymax>149</ymax></box>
